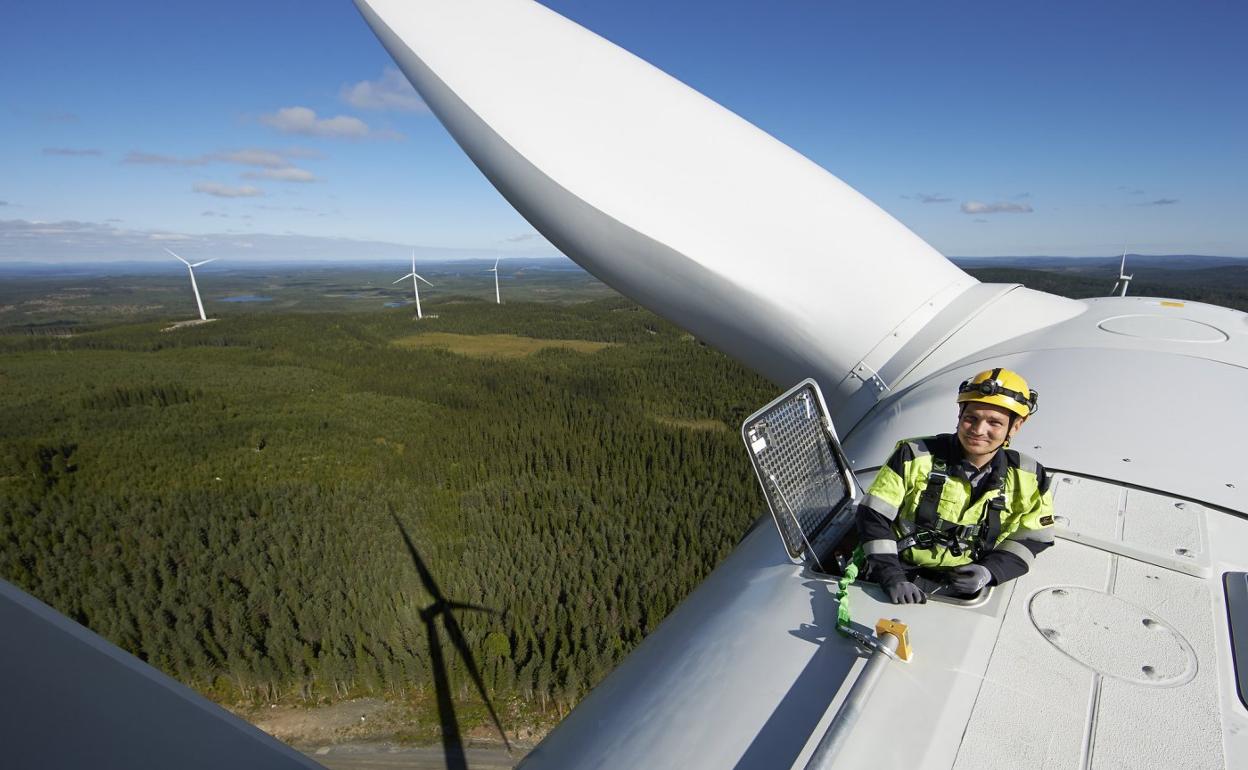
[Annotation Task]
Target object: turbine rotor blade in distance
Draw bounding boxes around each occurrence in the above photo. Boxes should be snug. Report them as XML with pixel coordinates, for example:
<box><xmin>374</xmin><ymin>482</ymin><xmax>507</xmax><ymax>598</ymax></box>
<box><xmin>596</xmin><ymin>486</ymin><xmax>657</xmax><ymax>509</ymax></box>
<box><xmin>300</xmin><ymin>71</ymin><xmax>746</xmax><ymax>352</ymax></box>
<box><xmin>190</xmin><ymin>258</ymin><xmax>216</xmax><ymax>268</ymax></box>
<box><xmin>164</xmin><ymin>247</ymin><xmax>191</xmax><ymax>267</ymax></box>
<box><xmin>394</xmin><ymin>273</ymin><xmax>416</xmax><ymax>284</ymax></box>
<box><xmin>414</xmin><ymin>273</ymin><xmax>434</xmax><ymax>286</ymax></box>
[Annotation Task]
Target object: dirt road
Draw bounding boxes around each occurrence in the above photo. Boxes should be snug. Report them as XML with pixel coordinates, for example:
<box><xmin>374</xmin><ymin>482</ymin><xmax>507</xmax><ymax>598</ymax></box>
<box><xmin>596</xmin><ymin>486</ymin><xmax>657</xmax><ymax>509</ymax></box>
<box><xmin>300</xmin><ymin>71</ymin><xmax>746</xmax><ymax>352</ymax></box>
<box><xmin>302</xmin><ymin>742</ymin><xmax>526</xmax><ymax>769</ymax></box>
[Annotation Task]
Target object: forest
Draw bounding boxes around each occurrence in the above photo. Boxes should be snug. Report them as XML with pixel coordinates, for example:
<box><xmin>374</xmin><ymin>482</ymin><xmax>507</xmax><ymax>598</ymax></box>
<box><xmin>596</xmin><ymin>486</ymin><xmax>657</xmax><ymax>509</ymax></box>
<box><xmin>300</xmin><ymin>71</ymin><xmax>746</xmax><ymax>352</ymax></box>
<box><xmin>1</xmin><ymin>264</ymin><xmax>1245</xmax><ymax>740</ymax></box>
<box><xmin>0</xmin><ymin>294</ymin><xmax>774</xmax><ymax>736</ymax></box>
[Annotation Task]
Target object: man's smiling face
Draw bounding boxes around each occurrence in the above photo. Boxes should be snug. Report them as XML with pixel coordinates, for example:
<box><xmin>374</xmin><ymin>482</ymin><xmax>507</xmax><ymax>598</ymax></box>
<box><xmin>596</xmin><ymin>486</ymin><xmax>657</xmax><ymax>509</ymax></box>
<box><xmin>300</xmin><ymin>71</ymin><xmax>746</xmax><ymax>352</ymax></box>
<box><xmin>957</xmin><ymin>401</ymin><xmax>1024</xmax><ymax>466</ymax></box>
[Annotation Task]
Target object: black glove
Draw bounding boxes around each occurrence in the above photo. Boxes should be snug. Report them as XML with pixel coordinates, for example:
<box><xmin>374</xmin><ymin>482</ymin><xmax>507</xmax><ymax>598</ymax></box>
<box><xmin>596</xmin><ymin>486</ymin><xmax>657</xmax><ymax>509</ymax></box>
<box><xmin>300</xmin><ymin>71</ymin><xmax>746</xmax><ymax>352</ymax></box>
<box><xmin>886</xmin><ymin>579</ymin><xmax>926</xmax><ymax>604</ymax></box>
<box><xmin>948</xmin><ymin>563</ymin><xmax>992</xmax><ymax>594</ymax></box>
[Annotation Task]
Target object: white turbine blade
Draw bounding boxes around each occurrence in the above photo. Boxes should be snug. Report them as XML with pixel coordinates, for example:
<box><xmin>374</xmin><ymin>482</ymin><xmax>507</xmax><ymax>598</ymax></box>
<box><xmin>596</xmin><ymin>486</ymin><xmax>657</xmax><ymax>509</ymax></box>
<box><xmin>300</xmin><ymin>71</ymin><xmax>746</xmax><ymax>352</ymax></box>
<box><xmin>414</xmin><ymin>273</ymin><xmax>434</xmax><ymax>286</ymax></box>
<box><xmin>394</xmin><ymin>273</ymin><xmax>415</xmax><ymax>284</ymax></box>
<box><xmin>354</xmin><ymin>0</ymin><xmax>1079</xmax><ymax>413</ymax></box>
<box><xmin>1119</xmin><ymin>249</ymin><xmax>1128</xmax><ymax>276</ymax></box>
<box><xmin>190</xmin><ymin>258</ymin><xmax>216</xmax><ymax>268</ymax></box>
<box><xmin>165</xmin><ymin>248</ymin><xmax>191</xmax><ymax>267</ymax></box>
<box><xmin>1111</xmin><ymin>280</ymin><xmax>1120</xmax><ymax>295</ymax></box>
<box><xmin>493</xmin><ymin>256</ymin><xmax>500</xmax><ymax>270</ymax></box>
<box><xmin>411</xmin><ymin>250</ymin><xmax>417</xmax><ymax>273</ymax></box>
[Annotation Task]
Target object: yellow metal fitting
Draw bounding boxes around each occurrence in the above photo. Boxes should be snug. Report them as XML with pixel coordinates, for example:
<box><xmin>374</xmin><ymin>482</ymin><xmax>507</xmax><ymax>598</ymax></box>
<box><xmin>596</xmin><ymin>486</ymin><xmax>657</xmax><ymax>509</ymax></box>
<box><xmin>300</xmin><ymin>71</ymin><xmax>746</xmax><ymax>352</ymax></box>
<box><xmin>875</xmin><ymin>618</ymin><xmax>912</xmax><ymax>661</ymax></box>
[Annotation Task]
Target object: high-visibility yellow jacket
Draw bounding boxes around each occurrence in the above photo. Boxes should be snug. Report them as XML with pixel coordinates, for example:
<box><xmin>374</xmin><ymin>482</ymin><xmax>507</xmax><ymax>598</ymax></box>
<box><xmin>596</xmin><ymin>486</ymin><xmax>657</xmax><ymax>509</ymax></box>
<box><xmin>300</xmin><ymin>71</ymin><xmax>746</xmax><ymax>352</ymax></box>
<box><xmin>856</xmin><ymin>434</ymin><xmax>1055</xmax><ymax>585</ymax></box>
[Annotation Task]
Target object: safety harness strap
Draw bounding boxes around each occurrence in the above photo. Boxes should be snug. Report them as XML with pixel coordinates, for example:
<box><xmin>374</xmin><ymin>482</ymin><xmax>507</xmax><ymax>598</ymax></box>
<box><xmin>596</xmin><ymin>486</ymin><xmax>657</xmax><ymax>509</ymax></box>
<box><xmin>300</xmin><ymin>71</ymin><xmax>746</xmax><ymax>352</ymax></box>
<box><xmin>897</xmin><ymin>520</ymin><xmax>983</xmax><ymax>553</ymax></box>
<box><xmin>982</xmin><ymin>492</ymin><xmax>1005</xmax><ymax>549</ymax></box>
<box><xmin>913</xmin><ymin>459</ymin><xmax>947</xmax><ymax>530</ymax></box>
<box><xmin>899</xmin><ymin>463</ymin><xmax>1008</xmax><ymax>562</ymax></box>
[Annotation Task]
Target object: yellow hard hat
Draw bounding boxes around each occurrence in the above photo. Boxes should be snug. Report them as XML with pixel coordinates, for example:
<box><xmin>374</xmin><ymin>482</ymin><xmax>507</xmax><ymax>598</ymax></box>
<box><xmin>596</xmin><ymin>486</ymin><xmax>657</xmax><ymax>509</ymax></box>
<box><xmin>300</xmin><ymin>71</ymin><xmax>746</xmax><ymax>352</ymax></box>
<box><xmin>957</xmin><ymin>367</ymin><xmax>1038</xmax><ymax>418</ymax></box>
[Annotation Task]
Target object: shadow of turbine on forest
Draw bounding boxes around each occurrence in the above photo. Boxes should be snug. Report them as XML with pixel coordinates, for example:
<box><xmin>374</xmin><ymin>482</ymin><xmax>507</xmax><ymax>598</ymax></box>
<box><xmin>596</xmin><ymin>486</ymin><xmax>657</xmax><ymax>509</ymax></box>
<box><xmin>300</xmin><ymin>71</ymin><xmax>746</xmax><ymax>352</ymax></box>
<box><xmin>392</xmin><ymin>515</ymin><xmax>512</xmax><ymax>770</ymax></box>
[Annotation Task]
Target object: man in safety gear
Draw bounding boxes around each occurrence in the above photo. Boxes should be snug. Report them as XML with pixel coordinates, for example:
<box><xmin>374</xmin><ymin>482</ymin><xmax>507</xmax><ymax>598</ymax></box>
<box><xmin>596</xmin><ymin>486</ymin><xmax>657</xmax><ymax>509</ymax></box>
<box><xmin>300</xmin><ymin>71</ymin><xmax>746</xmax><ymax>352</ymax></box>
<box><xmin>855</xmin><ymin>367</ymin><xmax>1055</xmax><ymax>604</ymax></box>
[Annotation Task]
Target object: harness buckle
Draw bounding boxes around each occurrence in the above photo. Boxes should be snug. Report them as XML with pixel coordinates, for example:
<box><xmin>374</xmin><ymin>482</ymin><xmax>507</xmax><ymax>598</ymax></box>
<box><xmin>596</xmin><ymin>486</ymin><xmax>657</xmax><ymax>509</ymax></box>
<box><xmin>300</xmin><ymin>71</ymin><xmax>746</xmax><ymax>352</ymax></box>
<box><xmin>912</xmin><ymin>529</ymin><xmax>936</xmax><ymax>549</ymax></box>
<box><xmin>946</xmin><ymin>524</ymin><xmax>978</xmax><ymax>558</ymax></box>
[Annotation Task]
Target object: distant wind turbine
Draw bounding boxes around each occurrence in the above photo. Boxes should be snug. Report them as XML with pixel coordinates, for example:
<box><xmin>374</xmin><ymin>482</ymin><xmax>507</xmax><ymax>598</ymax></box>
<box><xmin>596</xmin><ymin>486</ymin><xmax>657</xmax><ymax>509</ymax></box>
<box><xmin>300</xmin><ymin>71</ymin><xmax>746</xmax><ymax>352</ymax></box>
<box><xmin>486</xmin><ymin>256</ymin><xmax>501</xmax><ymax>304</ymax></box>
<box><xmin>1111</xmin><ymin>250</ymin><xmax>1134</xmax><ymax>297</ymax></box>
<box><xmin>165</xmin><ymin>248</ymin><xmax>216</xmax><ymax>321</ymax></box>
<box><xmin>393</xmin><ymin>251</ymin><xmax>434</xmax><ymax>319</ymax></box>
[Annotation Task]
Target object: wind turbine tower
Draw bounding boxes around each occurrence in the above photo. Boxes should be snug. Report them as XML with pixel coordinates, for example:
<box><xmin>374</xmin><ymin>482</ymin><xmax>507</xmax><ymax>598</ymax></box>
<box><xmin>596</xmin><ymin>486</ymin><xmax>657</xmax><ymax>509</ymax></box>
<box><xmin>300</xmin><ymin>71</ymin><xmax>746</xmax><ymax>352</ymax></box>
<box><xmin>1111</xmin><ymin>250</ymin><xmax>1134</xmax><ymax>297</ymax></box>
<box><xmin>487</xmin><ymin>256</ymin><xmax>501</xmax><ymax>304</ymax></box>
<box><xmin>165</xmin><ymin>248</ymin><xmax>216</xmax><ymax>321</ymax></box>
<box><xmin>394</xmin><ymin>250</ymin><xmax>434</xmax><ymax>319</ymax></box>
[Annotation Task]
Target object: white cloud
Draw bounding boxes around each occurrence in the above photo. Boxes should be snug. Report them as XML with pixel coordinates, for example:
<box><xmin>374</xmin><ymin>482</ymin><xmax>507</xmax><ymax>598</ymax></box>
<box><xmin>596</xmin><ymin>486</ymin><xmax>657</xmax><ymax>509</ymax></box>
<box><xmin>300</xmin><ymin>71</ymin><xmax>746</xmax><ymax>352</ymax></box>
<box><xmin>0</xmin><ymin>218</ymin><xmax>124</xmax><ymax>239</ymax></box>
<box><xmin>126</xmin><ymin>148</ymin><xmax>321</xmax><ymax>178</ymax></box>
<box><xmin>961</xmin><ymin>201</ymin><xmax>1034</xmax><ymax>215</ymax></box>
<box><xmin>260</xmin><ymin>106</ymin><xmax>375</xmax><ymax>139</ymax></box>
<box><xmin>216</xmin><ymin>149</ymin><xmax>287</xmax><ymax>168</ymax></box>
<box><xmin>124</xmin><ymin>151</ymin><xmax>208</xmax><ymax>166</ymax></box>
<box><xmin>340</xmin><ymin>67</ymin><xmax>428</xmax><ymax>112</ymax></box>
<box><xmin>916</xmin><ymin>193</ymin><xmax>952</xmax><ymax>204</ymax></box>
<box><xmin>243</xmin><ymin>167</ymin><xmax>318</xmax><ymax>183</ymax></box>
<box><xmin>0</xmin><ymin>218</ymin><xmax>576</xmax><ymax>262</ymax></box>
<box><xmin>43</xmin><ymin>147</ymin><xmax>103</xmax><ymax>157</ymax></box>
<box><xmin>194</xmin><ymin>182</ymin><xmax>264</xmax><ymax>198</ymax></box>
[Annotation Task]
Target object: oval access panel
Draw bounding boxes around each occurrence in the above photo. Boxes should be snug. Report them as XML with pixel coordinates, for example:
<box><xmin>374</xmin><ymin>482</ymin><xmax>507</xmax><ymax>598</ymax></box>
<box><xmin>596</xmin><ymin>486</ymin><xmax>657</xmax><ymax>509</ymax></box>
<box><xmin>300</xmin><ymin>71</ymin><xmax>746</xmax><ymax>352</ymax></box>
<box><xmin>1029</xmin><ymin>586</ymin><xmax>1197</xmax><ymax>687</ymax></box>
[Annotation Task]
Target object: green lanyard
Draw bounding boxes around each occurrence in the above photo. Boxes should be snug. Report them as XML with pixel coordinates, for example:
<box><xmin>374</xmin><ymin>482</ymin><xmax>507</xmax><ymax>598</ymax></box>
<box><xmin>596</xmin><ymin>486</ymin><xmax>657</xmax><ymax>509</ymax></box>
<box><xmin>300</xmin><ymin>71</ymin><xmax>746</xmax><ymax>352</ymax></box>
<box><xmin>834</xmin><ymin>545</ymin><xmax>865</xmax><ymax>634</ymax></box>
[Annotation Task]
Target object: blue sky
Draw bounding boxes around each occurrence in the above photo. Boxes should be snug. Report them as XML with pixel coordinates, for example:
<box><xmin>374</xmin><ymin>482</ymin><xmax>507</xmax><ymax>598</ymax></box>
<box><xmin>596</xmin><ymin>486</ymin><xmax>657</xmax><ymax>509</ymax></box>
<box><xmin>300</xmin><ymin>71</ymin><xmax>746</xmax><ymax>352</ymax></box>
<box><xmin>2</xmin><ymin>0</ymin><xmax>1245</xmax><ymax>262</ymax></box>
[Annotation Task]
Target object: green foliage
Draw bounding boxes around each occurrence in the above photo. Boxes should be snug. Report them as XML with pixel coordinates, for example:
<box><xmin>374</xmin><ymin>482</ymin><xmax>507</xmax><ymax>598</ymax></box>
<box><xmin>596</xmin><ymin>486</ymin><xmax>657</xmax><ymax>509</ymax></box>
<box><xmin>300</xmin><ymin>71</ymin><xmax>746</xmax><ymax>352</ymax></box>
<box><xmin>0</xmin><ymin>299</ymin><xmax>773</xmax><ymax>722</ymax></box>
<box><xmin>80</xmin><ymin>383</ymin><xmax>202</xmax><ymax>411</ymax></box>
<box><xmin>965</xmin><ymin>266</ymin><xmax>1248</xmax><ymax>312</ymax></box>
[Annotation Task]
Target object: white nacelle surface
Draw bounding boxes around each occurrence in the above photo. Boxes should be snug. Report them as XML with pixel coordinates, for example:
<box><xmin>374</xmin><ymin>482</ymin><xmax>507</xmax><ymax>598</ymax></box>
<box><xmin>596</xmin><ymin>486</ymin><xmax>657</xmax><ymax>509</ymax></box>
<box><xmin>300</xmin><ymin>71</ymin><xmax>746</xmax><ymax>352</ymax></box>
<box><xmin>844</xmin><ymin>295</ymin><xmax>1248</xmax><ymax>514</ymax></box>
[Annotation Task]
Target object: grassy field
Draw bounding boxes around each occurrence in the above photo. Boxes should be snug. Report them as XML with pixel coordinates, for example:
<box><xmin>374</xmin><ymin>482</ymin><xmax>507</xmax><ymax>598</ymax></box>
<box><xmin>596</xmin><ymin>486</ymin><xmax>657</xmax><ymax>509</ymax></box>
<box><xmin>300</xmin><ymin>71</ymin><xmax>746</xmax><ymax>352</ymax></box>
<box><xmin>649</xmin><ymin>415</ymin><xmax>730</xmax><ymax>432</ymax></box>
<box><xmin>394</xmin><ymin>332</ymin><xmax>617</xmax><ymax>359</ymax></box>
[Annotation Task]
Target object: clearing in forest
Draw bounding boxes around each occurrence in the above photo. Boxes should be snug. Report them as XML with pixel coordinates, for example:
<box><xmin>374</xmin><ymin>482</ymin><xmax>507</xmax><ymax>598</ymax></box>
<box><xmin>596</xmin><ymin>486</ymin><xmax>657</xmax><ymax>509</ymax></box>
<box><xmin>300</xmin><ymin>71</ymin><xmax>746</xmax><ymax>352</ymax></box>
<box><xmin>393</xmin><ymin>332</ymin><xmax>616</xmax><ymax>358</ymax></box>
<box><xmin>651</xmin><ymin>415</ymin><xmax>729</xmax><ymax>432</ymax></box>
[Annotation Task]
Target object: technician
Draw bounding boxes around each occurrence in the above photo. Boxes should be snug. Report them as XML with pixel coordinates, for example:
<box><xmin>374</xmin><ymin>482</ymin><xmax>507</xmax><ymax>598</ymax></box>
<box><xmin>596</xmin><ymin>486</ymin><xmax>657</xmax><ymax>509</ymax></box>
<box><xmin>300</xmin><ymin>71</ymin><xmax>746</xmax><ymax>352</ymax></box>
<box><xmin>856</xmin><ymin>368</ymin><xmax>1056</xmax><ymax>604</ymax></box>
